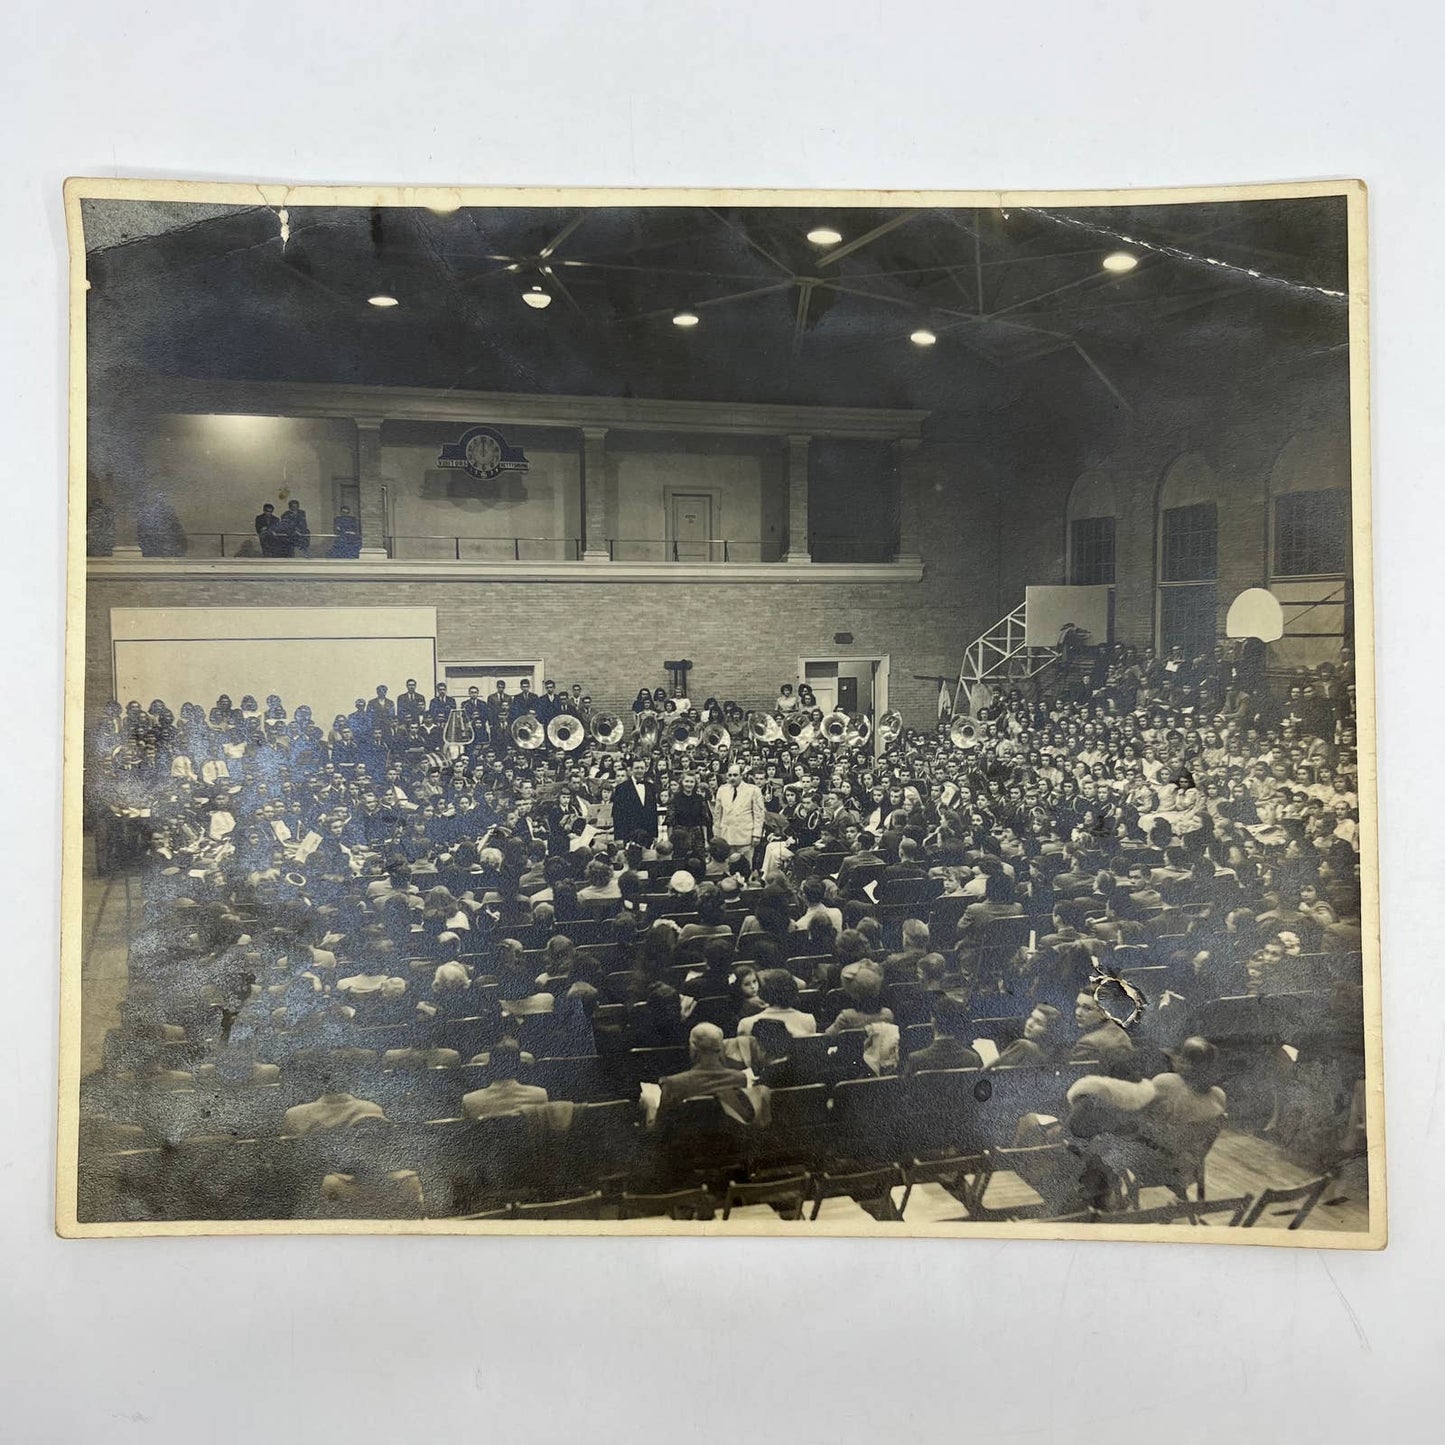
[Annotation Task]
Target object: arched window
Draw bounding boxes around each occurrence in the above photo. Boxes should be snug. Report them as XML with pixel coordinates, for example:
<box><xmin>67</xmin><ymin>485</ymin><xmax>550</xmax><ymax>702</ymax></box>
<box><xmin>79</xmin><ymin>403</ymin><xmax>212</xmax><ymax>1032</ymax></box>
<box><xmin>1065</xmin><ymin>469</ymin><xmax>1118</xmax><ymax>586</ymax></box>
<box><xmin>1156</xmin><ymin>453</ymin><xmax>1220</xmax><ymax>657</ymax></box>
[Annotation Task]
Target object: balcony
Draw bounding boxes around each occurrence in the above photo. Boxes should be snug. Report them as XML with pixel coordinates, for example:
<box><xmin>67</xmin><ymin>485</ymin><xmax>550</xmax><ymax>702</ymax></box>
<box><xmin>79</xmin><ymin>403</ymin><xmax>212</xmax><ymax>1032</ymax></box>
<box><xmin>86</xmin><ymin>532</ymin><xmax>923</xmax><ymax>583</ymax></box>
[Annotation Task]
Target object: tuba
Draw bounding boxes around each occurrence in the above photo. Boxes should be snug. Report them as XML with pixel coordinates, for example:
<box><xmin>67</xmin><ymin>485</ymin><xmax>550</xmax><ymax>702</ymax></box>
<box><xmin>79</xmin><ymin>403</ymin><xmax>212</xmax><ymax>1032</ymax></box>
<box><xmin>511</xmin><ymin>714</ymin><xmax>545</xmax><ymax>750</ymax></box>
<box><xmin>820</xmin><ymin>712</ymin><xmax>850</xmax><ymax>746</ymax></box>
<box><xmin>546</xmin><ymin>713</ymin><xmax>586</xmax><ymax>752</ymax></box>
<box><xmin>668</xmin><ymin>718</ymin><xmax>700</xmax><ymax>752</ymax></box>
<box><xmin>589</xmin><ymin>712</ymin><xmax>625</xmax><ymax>747</ymax></box>
<box><xmin>635</xmin><ymin>713</ymin><xmax>660</xmax><ymax>755</ymax></box>
<box><xmin>843</xmin><ymin>714</ymin><xmax>872</xmax><ymax>748</ymax></box>
<box><xmin>699</xmin><ymin>721</ymin><xmax>731</xmax><ymax>755</ymax></box>
<box><xmin>784</xmin><ymin>714</ymin><xmax>816</xmax><ymax>750</ymax></box>
<box><xmin>876</xmin><ymin>710</ymin><xmax>903</xmax><ymax>745</ymax></box>
<box><xmin>748</xmin><ymin>712</ymin><xmax>783</xmax><ymax>745</ymax></box>
<box><xmin>948</xmin><ymin>715</ymin><xmax>981</xmax><ymax>750</ymax></box>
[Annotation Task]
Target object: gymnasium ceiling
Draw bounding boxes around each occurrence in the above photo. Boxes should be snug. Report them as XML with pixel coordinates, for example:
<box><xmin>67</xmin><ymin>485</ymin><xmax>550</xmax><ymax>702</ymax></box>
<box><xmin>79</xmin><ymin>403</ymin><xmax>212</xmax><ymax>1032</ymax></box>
<box><xmin>83</xmin><ymin>193</ymin><xmax>1351</xmax><ymax>446</ymax></box>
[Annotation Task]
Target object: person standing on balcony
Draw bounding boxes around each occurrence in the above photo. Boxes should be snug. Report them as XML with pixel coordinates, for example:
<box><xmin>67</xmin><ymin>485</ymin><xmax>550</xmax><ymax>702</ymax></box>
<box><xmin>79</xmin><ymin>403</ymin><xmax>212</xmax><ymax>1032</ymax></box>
<box><xmin>276</xmin><ymin>499</ymin><xmax>311</xmax><ymax>558</ymax></box>
<box><xmin>255</xmin><ymin>502</ymin><xmax>283</xmax><ymax>556</ymax></box>
<box><xmin>331</xmin><ymin>505</ymin><xmax>361</xmax><ymax>558</ymax></box>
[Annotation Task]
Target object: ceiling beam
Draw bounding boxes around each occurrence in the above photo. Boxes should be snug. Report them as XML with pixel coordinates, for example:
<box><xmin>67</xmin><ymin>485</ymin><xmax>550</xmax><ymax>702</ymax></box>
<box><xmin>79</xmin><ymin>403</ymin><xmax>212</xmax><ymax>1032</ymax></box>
<box><xmin>815</xmin><ymin>210</ymin><xmax>924</xmax><ymax>267</ymax></box>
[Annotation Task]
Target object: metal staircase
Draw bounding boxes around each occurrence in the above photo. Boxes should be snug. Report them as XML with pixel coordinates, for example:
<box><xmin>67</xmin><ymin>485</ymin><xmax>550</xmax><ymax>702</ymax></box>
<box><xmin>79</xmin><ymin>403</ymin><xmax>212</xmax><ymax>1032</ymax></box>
<box><xmin>952</xmin><ymin>601</ymin><xmax>1061</xmax><ymax>713</ymax></box>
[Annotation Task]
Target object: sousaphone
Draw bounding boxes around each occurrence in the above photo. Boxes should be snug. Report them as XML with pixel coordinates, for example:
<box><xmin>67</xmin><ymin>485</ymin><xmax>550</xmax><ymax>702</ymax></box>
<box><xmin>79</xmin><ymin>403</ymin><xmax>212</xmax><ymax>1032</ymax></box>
<box><xmin>843</xmin><ymin>714</ymin><xmax>872</xmax><ymax>748</ymax></box>
<box><xmin>876</xmin><ymin>710</ymin><xmax>903</xmax><ymax>746</ymax></box>
<box><xmin>510</xmin><ymin>714</ymin><xmax>546</xmax><ymax>750</ymax></box>
<box><xmin>589</xmin><ymin>712</ymin><xmax>625</xmax><ymax>747</ymax></box>
<box><xmin>749</xmin><ymin>712</ymin><xmax>784</xmax><ymax>745</ymax></box>
<box><xmin>635</xmin><ymin>713</ymin><xmax>660</xmax><ymax>755</ymax></box>
<box><xmin>546</xmin><ymin>713</ymin><xmax>586</xmax><ymax>752</ymax></box>
<box><xmin>820</xmin><ymin>712</ymin><xmax>850</xmax><ymax>746</ymax></box>
<box><xmin>668</xmin><ymin>718</ymin><xmax>700</xmax><ymax>752</ymax></box>
<box><xmin>784</xmin><ymin>714</ymin><xmax>816</xmax><ymax>749</ymax></box>
<box><xmin>949</xmin><ymin>715</ymin><xmax>981</xmax><ymax>750</ymax></box>
<box><xmin>698</xmin><ymin>721</ymin><xmax>731</xmax><ymax>755</ymax></box>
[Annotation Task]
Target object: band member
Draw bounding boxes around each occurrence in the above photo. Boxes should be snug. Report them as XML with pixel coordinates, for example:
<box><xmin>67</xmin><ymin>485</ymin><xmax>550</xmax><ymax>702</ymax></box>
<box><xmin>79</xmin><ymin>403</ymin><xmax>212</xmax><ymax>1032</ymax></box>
<box><xmin>427</xmin><ymin>683</ymin><xmax>456</xmax><ymax>722</ymax></box>
<box><xmin>396</xmin><ymin>679</ymin><xmax>427</xmax><ymax>725</ymax></box>
<box><xmin>486</xmin><ymin>680</ymin><xmax>510</xmax><ymax>752</ymax></box>
<box><xmin>509</xmin><ymin>678</ymin><xmax>539</xmax><ymax>720</ymax></box>
<box><xmin>534</xmin><ymin>680</ymin><xmax>563</xmax><ymax>725</ymax></box>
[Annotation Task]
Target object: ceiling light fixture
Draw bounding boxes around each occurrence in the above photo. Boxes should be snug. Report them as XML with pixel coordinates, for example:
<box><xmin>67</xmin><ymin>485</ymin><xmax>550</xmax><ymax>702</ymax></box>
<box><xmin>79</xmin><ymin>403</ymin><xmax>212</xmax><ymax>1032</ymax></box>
<box><xmin>1102</xmin><ymin>251</ymin><xmax>1138</xmax><ymax>273</ymax></box>
<box><xmin>522</xmin><ymin>286</ymin><xmax>553</xmax><ymax>309</ymax></box>
<box><xmin>426</xmin><ymin>199</ymin><xmax>462</xmax><ymax>214</ymax></box>
<box><xmin>806</xmin><ymin>226</ymin><xmax>843</xmax><ymax>246</ymax></box>
<box><xmin>910</xmin><ymin>329</ymin><xmax>937</xmax><ymax>346</ymax></box>
<box><xmin>672</xmin><ymin>311</ymin><xmax>700</xmax><ymax>328</ymax></box>
<box><xmin>368</xmin><ymin>294</ymin><xmax>399</xmax><ymax>308</ymax></box>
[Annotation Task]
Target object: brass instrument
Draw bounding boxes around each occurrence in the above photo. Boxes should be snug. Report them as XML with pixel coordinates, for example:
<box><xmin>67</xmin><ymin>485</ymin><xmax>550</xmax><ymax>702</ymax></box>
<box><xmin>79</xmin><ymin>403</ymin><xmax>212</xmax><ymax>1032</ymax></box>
<box><xmin>511</xmin><ymin>714</ymin><xmax>545</xmax><ymax>750</ymax></box>
<box><xmin>546</xmin><ymin>714</ymin><xmax>586</xmax><ymax>752</ymax></box>
<box><xmin>876</xmin><ymin>710</ymin><xmax>903</xmax><ymax>745</ymax></box>
<box><xmin>949</xmin><ymin>716</ymin><xmax>981</xmax><ymax>750</ymax></box>
<box><xmin>843</xmin><ymin>714</ymin><xmax>872</xmax><ymax>748</ymax></box>
<box><xmin>784</xmin><ymin>714</ymin><xmax>816</xmax><ymax>749</ymax></box>
<box><xmin>748</xmin><ymin>712</ymin><xmax>784</xmax><ymax>744</ymax></box>
<box><xmin>668</xmin><ymin>719</ymin><xmax>700</xmax><ymax>752</ymax></box>
<box><xmin>820</xmin><ymin>712</ymin><xmax>850</xmax><ymax>745</ymax></box>
<box><xmin>698</xmin><ymin>721</ymin><xmax>731</xmax><ymax>755</ymax></box>
<box><xmin>635</xmin><ymin>713</ymin><xmax>660</xmax><ymax>755</ymax></box>
<box><xmin>589</xmin><ymin>712</ymin><xmax>625</xmax><ymax>747</ymax></box>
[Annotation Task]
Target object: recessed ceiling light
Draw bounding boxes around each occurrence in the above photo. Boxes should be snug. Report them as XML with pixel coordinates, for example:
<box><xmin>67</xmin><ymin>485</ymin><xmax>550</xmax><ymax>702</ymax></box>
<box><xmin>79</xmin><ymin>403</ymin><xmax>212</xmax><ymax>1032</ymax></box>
<box><xmin>807</xmin><ymin>226</ymin><xmax>843</xmax><ymax>246</ymax></box>
<box><xmin>910</xmin><ymin>329</ymin><xmax>937</xmax><ymax>346</ymax></box>
<box><xmin>1102</xmin><ymin>251</ymin><xmax>1138</xmax><ymax>273</ymax></box>
<box><xmin>426</xmin><ymin>199</ymin><xmax>462</xmax><ymax>214</ymax></box>
<box><xmin>368</xmin><ymin>294</ymin><xmax>399</xmax><ymax>308</ymax></box>
<box><xmin>672</xmin><ymin>311</ymin><xmax>700</xmax><ymax>328</ymax></box>
<box><xmin>522</xmin><ymin>286</ymin><xmax>553</xmax><ymax>309</ymax></box>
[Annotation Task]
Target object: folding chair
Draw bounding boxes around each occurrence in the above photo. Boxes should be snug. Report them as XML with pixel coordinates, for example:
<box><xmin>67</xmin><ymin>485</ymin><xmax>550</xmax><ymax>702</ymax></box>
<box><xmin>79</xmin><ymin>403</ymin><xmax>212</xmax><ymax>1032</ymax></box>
<box><xmin>745</xmin><ymin>1084</ymin><xmax>830</xmax><ymax>1172</ymax></box>
<box><xmin>1240</xmin><ymin>1174</ymin><xmax>1335</xmax><ymax>1229</ymax></box>
<box><xmin>830</xmin><ymin>1076</ymin><xmax>907</xmax><ymax>1165</ymax></box>
<box><xmin>724</xmin><ymin>1175</ymin><xmax>809</xmax><ymax>1221</ymax></box>
<box><xmin>511</xmin><ymin>1190</ymin><xmax>608</xmax><ymax>1222</ymax></box>
<box><xmin>788</xmin><ymin>1031</ymin><xmax>868</xmax><ymax>1086</ymax></box>
<box><xmin>1095</xmin><ymin>1195</ymin><xmax>1251</xmax><ymax>1227</ymax></box>
<box><xmin>906</xmin><ymin>1068</ymin><xmax>986</xmax><ymax>1156</ymax></box>
<box><xmin>619</xmin><ymin>1185</ymin><xmax>716</xmax><ymax>1220</ymax></box>
<box><xmin>877</xmin><ymin>876</ymin><xmax>944</xmax><ymax>908</ymax></box>
<box><xmin>900</xmin><ymin>1151</ymin><xmax>992</xmax><ymax>1220</ymax></box>
<box><xmin>976</xmin><ymin>1143</ymin><xmax>1083</xmax><ymax>1220</ymax></box>
<box><xmin>809</xmin><ymin>1164</ymin><xmax>906</xmax><ymax>1221</ymax></box>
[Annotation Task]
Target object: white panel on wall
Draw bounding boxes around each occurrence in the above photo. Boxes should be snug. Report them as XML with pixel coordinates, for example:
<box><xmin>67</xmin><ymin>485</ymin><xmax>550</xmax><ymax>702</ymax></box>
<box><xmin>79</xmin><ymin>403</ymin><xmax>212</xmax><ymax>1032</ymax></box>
<box><xmin>109</xmin><ymin>607</ymin><xmax>438</xmax><ymax>726</ymax></box>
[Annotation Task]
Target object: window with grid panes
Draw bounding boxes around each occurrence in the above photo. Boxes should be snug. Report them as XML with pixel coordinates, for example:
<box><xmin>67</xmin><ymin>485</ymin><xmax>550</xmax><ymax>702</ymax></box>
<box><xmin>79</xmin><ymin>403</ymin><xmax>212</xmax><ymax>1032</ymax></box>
<box><xmin>1275</xmin><ymin>489</ymin><xmax>1349</xmax><ymax>576</ymax></box>
<box><xmin>1161</xmin><ymin>503</ymin><xmax>1218</xmax><ymax>582</ymax></box>
<box><xmin>1069</xmin><ymin>516</ymin><xmax>1116</xmax><ymax>586</ymax></box>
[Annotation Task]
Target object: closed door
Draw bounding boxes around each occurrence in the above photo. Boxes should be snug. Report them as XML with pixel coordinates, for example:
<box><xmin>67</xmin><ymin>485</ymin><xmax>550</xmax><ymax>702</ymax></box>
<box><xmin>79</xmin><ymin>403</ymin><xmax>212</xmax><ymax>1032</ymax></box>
<box><xmin>670</xmin><ymin>493</ymin><xmax>714</xmax><ymax>561</ymax></box>
<box><xmin>836</xmin><ymin>676</ymin><xmax>859</xmax><ymax>714</ymax></box>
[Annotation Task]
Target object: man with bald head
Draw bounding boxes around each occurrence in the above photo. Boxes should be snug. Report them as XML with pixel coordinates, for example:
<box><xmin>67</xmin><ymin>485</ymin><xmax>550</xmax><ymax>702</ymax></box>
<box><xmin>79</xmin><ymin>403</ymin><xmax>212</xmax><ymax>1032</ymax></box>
<box><xmin>657</xmin><ymin>1022</ymin><xmax>750</xmax><ymax>1113</ymax></box>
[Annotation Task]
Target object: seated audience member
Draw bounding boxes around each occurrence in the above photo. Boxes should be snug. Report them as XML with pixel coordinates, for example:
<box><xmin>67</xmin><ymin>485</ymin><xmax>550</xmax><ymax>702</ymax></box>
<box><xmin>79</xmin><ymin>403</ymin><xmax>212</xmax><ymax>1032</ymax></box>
<box><xmin>793</xmin><ymin>876</ymin><xmax>843</xmax><ymax>935</ymax></box>
<box><xmin>989</xmin><ymin>1003</ymin><xmax>1066</xmax><ymax>1069</ymax></box>
<box><xmin>461</xmin><ymin>1039</ymin><xmax>549</xmax><ymax>1120</ymax></box>
<box><xmin>736</xmin><ymin>968</ymin><xmax>818</xmax><ymax>1039</ymax></box>
<box><xmin>901</xmin><ymin>995</ymin><xmax>983</xmax><ymax>1077</ymax></box>
<box><xmin>657</xmin><ymin>1022</ymin><xmax>751</xmax><ymax>1112</ymax></box>
<box><xmin>1070</xmin><ymin>990</ymin><xmax>1136</xmax><ymax>1068</ymax></box>
<box><xmin>827</xmin><ymin>962</ymin><xmax>895</xmax><ymax>1034</ymax></box>
<box><xmin>678</xmin><ymin>884</ymin><xmax>734</xmax><ymax>946</ymax></box>
<box><xmin>282</xmin><ymin>1086</ymin><xmax>389</xmax><ymax>1136</ymax></box>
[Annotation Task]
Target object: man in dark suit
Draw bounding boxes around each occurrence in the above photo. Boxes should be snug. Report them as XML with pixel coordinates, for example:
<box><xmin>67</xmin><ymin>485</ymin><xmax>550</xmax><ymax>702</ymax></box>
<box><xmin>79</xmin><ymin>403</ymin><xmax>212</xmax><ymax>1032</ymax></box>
<box><xmin>461</xmin><ymin>685</ymin><xmax>489</xmax><ymax>744</ymax></box>
<box><xmin>427</xmin><ymin>683</ymin><xmax>456</xmax><ymax>723</ymax></box>
<box><xmin>611</xmin><ymin>758</ymin><xmax>659</xmax><ymax>845</ymax></box>
<box><xmin>396</xmin><ymin>679</ymin><xmax>427</xmax><ymax>726</ymax></box>
<box><xmin>900</xmin><ymin>998</ymin><xmax>983</xmax><ymax>1078</ymax></box>
<box><xmin>255</xmin><ymin>503</ymin><xmax>282</xmax><ymax>556</ymax></box>
<box><xmin>657</xmin><ymin>1024</ymin><xmax>751</xmax><ymax>1114</ymax></box>
<box><xmin>486</xmin><ymin>680</ymin><xmax>510</xmax><ymax>752</ymax></box>
<box><xmin>509</xmin><ymin>678</ymin><xmax>539</xmax><ymax>721</ymax></box>
<box><xmin>880</xmin><ymin>836</ymin><xmax>928</xmax><ymax>884</ymax></box>
<box><xmin>534</xmin><ymin>679</ymin><xmax>563</xmax><ymax>726</ymax></box>
<box><xmin>365</xmin><ymin>686</ymin><xmax>396</xmax><ymax>736</ymax></box>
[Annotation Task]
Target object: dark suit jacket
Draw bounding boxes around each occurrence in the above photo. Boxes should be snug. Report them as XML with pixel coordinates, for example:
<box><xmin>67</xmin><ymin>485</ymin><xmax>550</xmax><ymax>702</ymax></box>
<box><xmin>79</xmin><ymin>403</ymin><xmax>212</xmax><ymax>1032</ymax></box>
<box><xmin>396</xmin><ymin>690</ymin><xmax>427</xmax><ymax>724</ymax></box>
<box><xmin>901</xmin><ymin>1036</ymin><xmax>983</xmax><ymax>1078</ymax></box>
<box><xmin>658</xmin><ymin>1062</ymin><xmax>750</xmax><ymax>1112</ymax></box>
<box><xmin>611</xmin><ymin>778</ymin><xmax>659</xmax><ymax>844</ymax></box>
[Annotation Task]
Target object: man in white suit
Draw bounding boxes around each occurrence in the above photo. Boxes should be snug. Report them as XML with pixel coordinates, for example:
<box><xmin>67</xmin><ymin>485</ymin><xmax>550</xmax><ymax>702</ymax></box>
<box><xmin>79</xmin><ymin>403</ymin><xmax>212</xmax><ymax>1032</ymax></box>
<box><xmin>713</xmin><ymin>762</ymin><xmax>766</xmax><ymax>854</ymax></box>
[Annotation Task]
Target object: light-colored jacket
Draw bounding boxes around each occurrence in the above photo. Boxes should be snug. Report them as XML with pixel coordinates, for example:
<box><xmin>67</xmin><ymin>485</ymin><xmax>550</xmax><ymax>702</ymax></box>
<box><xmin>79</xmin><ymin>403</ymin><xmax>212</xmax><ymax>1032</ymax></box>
<box><xmin>713</xmin><ymin>781</ymin><xmax>766</xmax><ymax>846</ymax></box>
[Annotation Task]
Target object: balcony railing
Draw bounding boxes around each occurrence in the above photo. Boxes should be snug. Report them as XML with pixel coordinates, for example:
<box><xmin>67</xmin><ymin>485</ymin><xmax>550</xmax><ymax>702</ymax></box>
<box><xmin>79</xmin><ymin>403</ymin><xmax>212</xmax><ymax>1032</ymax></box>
<box><xmin>387</xmin><ymin>535</ymin><xmax>582</xmax><ymax>562</ymax></box>
<box><xmin>186</xmin><ymin>532</ymin><xmax>354</xmax><ymax>558</ymax></box>
<box><xmin>607</xmin><ymin>538</ymin><xmax>770</xmax><ymax>563</ymax></box>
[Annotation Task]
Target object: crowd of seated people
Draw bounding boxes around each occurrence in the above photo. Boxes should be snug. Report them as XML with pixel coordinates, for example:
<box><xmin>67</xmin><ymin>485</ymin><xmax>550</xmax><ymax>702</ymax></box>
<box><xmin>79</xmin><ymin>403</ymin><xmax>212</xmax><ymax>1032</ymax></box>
<box><xmin>78</xmin><ymin>642</ymin><xmax>1366</xmax><ymax>1224</ymax></box>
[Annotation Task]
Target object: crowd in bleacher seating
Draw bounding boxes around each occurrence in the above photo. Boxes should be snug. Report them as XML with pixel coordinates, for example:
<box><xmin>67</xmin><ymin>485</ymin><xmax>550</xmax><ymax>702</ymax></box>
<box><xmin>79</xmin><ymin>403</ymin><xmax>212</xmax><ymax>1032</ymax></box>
<box><xmin>78</xmin><ymin>642</ymin><xmax>1366</xmax><ymax>1226</ymax></box>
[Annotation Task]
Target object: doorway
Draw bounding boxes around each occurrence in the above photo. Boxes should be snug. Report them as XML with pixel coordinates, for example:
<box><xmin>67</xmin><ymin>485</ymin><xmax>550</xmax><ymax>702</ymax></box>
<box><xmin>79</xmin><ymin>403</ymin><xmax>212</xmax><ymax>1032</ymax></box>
<box><xmin>668</xmin><ymin>492</ymin><xmax>715</xmax><ymax>562</ymax></box>
<box><xmin>798</xmin><ymin>655</ymin><xmax>890</xmax><ymax>750</ymax></box>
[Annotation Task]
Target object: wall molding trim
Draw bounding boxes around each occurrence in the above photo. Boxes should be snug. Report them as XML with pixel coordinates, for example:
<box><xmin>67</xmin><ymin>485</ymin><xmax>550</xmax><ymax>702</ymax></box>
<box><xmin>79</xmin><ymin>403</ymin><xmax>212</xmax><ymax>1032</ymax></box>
<box><xmin>86</xmin><ymin>557</ymin><xmax>926</xmax><ymax>585</ymax></box>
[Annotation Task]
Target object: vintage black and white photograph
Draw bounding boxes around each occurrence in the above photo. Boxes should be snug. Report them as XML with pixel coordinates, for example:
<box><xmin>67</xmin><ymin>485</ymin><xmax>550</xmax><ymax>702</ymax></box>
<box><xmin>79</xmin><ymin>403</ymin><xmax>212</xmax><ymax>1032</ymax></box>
<box><xmin>59</xmin><ymin>180</ymin><xmax>1381</xmax><ymax>1241</ymax></box>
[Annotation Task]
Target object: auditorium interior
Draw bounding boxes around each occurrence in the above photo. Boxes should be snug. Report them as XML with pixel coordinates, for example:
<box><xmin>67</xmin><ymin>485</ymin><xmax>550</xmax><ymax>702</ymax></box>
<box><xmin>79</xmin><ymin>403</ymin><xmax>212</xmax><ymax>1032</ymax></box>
<box><xmin>72</xmin><ymin>191</ymin><xmax>1372</xmax><ymax>1232</ymax></box>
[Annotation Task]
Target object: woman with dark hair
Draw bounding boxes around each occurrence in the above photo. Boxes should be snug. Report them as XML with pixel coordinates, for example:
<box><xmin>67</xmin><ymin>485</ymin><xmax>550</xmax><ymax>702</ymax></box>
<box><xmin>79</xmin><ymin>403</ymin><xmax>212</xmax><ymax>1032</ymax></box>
<box><xmin>678</xmin><ymin>883</ymin><xmax>733</xmax><ymax>946</ymax></box>
<box><xmin>737</xmin><ymin>968</ymin><xmax>816</xmax><ymax>1038</ymax></box>
<box><xmin>632</xmin><ymin>688</ymin><xmax>654</xmax><ymax>715</ymax></box>
<box><xmin>628</xmin><ymin>920</ymin><xmax>678</xmax><ymax>1001</ymax></box>
<box><xmin>739</xmin><ymin>882</ymin><xmax>795</xmax><ymax>942</ymax></box>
